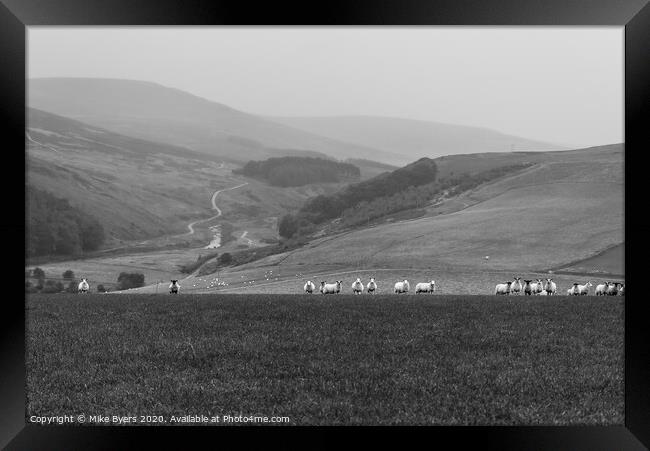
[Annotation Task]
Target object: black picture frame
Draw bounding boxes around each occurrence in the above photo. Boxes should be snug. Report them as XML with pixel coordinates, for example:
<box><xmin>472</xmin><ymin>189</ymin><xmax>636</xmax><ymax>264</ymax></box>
<box><xmin>3</xmin><ymin>0</ymin><xmax>649</xmax><ymax>448</ymax></box>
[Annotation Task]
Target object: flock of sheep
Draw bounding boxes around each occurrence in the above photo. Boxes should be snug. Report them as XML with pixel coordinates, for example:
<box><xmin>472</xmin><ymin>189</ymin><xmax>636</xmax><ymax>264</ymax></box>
<box><xmin>303</xmin><ymin>278</ymin><xmax>436</xmax><ymax>294</ymax></box>
<box><xmin>494</xmin><ymin>277</ymin><xmax>625</xmax><ymax>296</ymax></box>
<box><xmin>75</xmin><ymin>276</ymin><xmax>625</xmax><ymax>296</ymax></box>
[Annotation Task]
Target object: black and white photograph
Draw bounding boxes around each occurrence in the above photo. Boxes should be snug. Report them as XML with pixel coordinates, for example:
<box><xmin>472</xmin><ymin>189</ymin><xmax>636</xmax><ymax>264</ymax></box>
<box><xmin>24</xmin><ymin>25</ymin><xmax>627</xmax><ymax>427</ymax></box>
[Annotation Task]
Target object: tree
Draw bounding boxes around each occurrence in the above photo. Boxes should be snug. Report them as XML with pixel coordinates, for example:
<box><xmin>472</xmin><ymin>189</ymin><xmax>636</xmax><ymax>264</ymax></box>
<box><xmin>96</xmin><ymin>284</ymin><xmax>106</xmax><ymax>293</ymax></box>
<box><xmin>218</xmin><ymin>253</ymin><xmax>233</xmax><ymax>265</ymax></box>
<box><xmin>117</xmin><ymin>272</ymin><xmax>145</xmax><ymax>290</ymax></box>
<box><xmin>278</xmin><ymin>214</ymin><xmax>299</xmax><ymax>239</ymax></box>
<box><xmin>32</xmin><ymin>267</ymin><xmax>45</xmax><ymax>281</ymax></box>
<box><xmin>62</xmin><ymin>270</ymin><xmax>75</xmax><ymax>280</ymax></box>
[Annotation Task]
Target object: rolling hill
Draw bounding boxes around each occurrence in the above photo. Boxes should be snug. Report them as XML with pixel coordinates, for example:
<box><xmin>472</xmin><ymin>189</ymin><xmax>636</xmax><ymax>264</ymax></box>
<box><xmin>26</xmin><ymin>108</ymin><xmax>370</xmax><ymax>255</ymax></box>
<box><xmin>268</xmin><ymin>115</ymin><xmax>566</xmax><ymax>161</ymax></box>
<box><xmin>28</xmin><ymin>78</ymin><xmax>404</xmax><ymax>165</ymax></box>
<box><xmin>171</xmin><ymin>143</ymin><xmax>623</xmax><ymax>294</ymax></box>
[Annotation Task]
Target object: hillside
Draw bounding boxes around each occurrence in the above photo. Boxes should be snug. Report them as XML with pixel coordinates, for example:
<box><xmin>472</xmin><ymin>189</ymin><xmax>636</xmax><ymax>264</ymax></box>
<box><xmin>26</xmin><ymin>109</ymin><xmax>347</xmax><ymax>247</ymax></box>
<box><xmin>28</xmin><ymin>78</ymin><xmax>404</xmax><ymax>165</ymax></box>
<box><xmin>268</xmin><ymin>115</ymin><xmax>565</xmax><ymax>161</ymax></box>
<box><xmin>165</xmin><ymin>144</ymin><xmax>623</xmax><ymax>294</ymax></box>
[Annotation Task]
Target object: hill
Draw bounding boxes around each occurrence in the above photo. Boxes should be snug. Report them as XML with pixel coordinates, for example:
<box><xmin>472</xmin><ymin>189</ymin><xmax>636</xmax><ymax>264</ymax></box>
<box><xmin>170</xmin><ymin>144</ymin><xmax>623</xmax><ymax>294</ymax></box>
<box><xmin>232</xmin><ymin>156</ymin><xmax>360</xmax><ymax>187</ymax></box>
<box><xmin>268</xmin><ymin>115</ymin><xmax>565</xmax><ymax>161</ymax></box>
<box><xmin>28</xmin><ymin>78</ymin><xmax>403</xmax><ymax>165</ymax></box>
<box><xmin>26</xmin><ymin>108</ymin><xmax>359</xmax><ymax>257</ymax></box>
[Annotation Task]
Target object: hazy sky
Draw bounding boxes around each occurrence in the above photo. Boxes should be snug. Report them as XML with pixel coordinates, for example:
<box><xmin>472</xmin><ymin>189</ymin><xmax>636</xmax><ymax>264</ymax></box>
<box><xmin>28</xmin><ymin>27</ymin><xmax>623</xmax><ymax>148</ymax></box>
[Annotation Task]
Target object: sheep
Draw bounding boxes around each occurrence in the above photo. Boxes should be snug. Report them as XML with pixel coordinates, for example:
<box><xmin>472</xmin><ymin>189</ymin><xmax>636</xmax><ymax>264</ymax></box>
<box><xmin>351</xmin><ymin>278</ymin><xmax>364</xmax><ymax>294</ymax></box>
<box><xmin>575</xmin><ymin>281</ymin><xmax>592</xmax><ymax>296</ymax></box>
<box><xmin>544</xmin><ymin>278</ymin><xmax>557</xmax><ymax>295</ymax></box>
<box><xmin>510</xmin><ymin>277</ymin><xmax>522</xmax><ymax>295</ymax></box>
<box><xmin>533</xmin><ymin>279</ymin><xmax>544</xmax><ymax>295</ymax></box>
<box><xmin>537</xmin><ymin>289</ymin><xmax>548</xmax><ymax>296</ymax></box>
<box><xmin>606</xmin><ymin>282</ymin><xmax>620</xmax><ymax>296</ymax></box>
<box><xmin>618</xmin><ymin>283</ymin><xmax>625</xmax><ymax>296</ymax></box>
<box><xmin>523</xmin><ymin>279</ymin><xmax>533</xmax><ymax>295</ymax></box>
<box><xmin>320</xmin><ymin>281</ymin><xmax>339</xmax><ymax>295</ymax></box>
<box><xmin>415</xmin><ymin>281</ymin><xmax>436</xmax><ymax>294</ymax></box>
<box><xmin>567</xmin><ymin>283</ymin><xmax>578</xmax><ymax>296</ymax></box>
<box><xmin>595</xmin><ymin>282</ymin><xmax>609</xmax><ymax>296</ymax></box>
<box><xmin>169</xmin><ymin>279</ymin><xmax>180</xmax><ymax>294</ymax></box>
<box><xmin>366</xmin><ymin>277</ymin><xmax>377</xmax><ymax>294</ymax></box>
<box><xmin>394</xmin><ymin>280</ymin><xmax>410</xmax><ymax>294</ymax></box>
<box><xmin>78</xmin><ymin>278</ymin><xmax>89</xmax><ymax>293</ymax></box>
<box><xmin>495</xmin><ymin>281</ymin><xmax>512</xmax><ymax>295</ymax></box>
<box><xmin>336</xmin><ymin>281</ymin><xmax>342</xmax><ymax>294</ymax></box>
<box><xmin>304</xmin><ymin>280</ymin><xmax>316</xmax><ymax>294</ymax></box>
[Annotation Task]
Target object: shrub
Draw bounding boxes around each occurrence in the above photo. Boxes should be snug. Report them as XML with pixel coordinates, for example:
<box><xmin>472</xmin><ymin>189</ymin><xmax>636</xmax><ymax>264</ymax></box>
<box><xmin>116</xmin><ymin>272</ymin><xmax>145</xmax><ymax>290</ymax></box>
<box><xmin>96</xmin><ymin>284</ymin><xmax>106</xmax><ymax>293</ymax></box>
<box><xmin>218</xmin><ymin>253</ymin><xmax>233</xmax><ymax>265</ymax></box>
<box><xmin>32</xmin><ymin>267</ymin><xmax>45</xmax><ymax>281</ymax></box>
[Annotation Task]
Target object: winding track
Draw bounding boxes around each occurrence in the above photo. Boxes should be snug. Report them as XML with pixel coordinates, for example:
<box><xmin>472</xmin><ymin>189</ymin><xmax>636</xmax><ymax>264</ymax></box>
<box><xmin>180</xmin><ymin>181</ymin><xmax>249</xmax><ymax>236</ymax></box>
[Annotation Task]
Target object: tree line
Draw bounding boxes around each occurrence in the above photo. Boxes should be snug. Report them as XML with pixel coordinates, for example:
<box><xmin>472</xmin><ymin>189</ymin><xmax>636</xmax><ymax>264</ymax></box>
<box><xmin>26</xmin><ymin>186</ymin><xmax>106</xmax><ymax>257</ymax></box>
<box><xmin>232</xmin><ymin>156</ymin><xmax>361</xmax><ymax>187</ymax></box>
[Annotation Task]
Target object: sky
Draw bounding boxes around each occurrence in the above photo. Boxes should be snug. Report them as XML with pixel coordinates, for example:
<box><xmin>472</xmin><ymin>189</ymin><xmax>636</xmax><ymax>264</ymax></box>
<box><xmin>28</xmin><ymin>27</ymin><xmax>623</xmax><ymax>148</ymax></box>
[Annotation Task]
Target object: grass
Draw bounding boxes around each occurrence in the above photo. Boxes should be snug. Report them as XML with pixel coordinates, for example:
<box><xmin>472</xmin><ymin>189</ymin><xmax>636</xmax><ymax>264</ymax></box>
<box><xmin>26</xmin><ymin>294</ymin><xmax>623</xmax><ymax>425</ymax></box>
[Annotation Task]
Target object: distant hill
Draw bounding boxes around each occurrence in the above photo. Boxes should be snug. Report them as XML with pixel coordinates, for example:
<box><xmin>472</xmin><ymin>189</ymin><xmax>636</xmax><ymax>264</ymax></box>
<box><xmin>28</xmin><ymin>78</ymin><xmax>403</xmax><ymax>165</ymax></box>
<box><xmin>268</xmin><ymin>115</ymin><xmax>566</xmax><ymax>161</ymax></box>
<box><xmin>233</xmin><ymin>156</ymin><xmax>360</xmax><ymax>187</ymax></box>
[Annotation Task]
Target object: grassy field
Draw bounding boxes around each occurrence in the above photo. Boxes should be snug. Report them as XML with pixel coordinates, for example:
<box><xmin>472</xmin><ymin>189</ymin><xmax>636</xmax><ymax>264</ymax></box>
<box><xmin>27</xmin><ymin>293</ymin><xmax>623</xmax><ymax>425</ymax></box>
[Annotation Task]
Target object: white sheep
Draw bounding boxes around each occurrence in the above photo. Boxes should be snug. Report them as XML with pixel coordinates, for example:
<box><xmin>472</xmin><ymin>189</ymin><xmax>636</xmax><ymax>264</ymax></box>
<box><xmin>351</xmin><ymin>278</ymin><xmax>364</xmax><ymax>294</ymax></box>
<box><xmin>574</xmin><ymin>281</ymin><xmax>592</xmax><ymax>295</ymax></box>
<box><xmin>366</xmin><ymin>277</ymin><xmax>377</xmax><ymax>294</ymax></box>
<box><xmin>510</xmin><ymin>277</ymin><xmax>522</xmax><ymax>295</ymax></box>
<box><xmin>394</xmin><ymin>280</ymin><xmax>410</xmax><ymax>294</ymax></box>
<box><xmin>537</xmin><ymin>289</ymin><xmax>548</xmax><ymax>296</ymax></box>
<box><xmin>523</xmin><ymin>279</ymin><xmax>533</xmax><ymax>296</ymax></box>
<box><xmin>544</xmin><ymin>278</ymin><xmax>557</xmax><ymax>295</ymax></box>
<box><xmin>618</xmin><ymin>283</ymin><xmax>625</xmax><ymax>296</ymax></box>
<box><xmin>169</xmin><ymin>279</ymin><xmax>180</xmax><ymax>294</ymax></box>
<box><xmin>495</xmin><ymin>281</ymin><xmax>512</xmax><ymax>295</ymax></box>
<box><xmin>78</xmin><ymin>278</ymin><xmax>89</xmax><ymax>293</ymax></box>
<box><xmin>415</xmin><ymin>281</ymin><xmax>435</xmax><ymax>294</ymax></box>
<box><xmin>304</xmin><ymin>280</ymin><xmax>316</xmax><ymax>294</ymax></box>
<box><xmin>606</xmin><ymin>282</ymin><xmax>620</xmax><ymax>296</ymax></box>
<box><xmin>595</xmin><ymin>282</ymin><xmax>608</xmax><ymax>296</ymax></box>
<box><xmin>533</xmin><ymin>278</ymin><xmax>544</xmax><ymax>295</ymax></box>
<box><xmin>320</xmin><ymin>281</ymin><xmax>339</xmax><ymax>295</ymax></box>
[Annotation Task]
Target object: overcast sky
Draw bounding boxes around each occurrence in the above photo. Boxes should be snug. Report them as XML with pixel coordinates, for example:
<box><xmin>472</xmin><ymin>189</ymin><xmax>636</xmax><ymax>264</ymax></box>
<box><xmin>28</xmin><ymin>27</ymin><xmax>623</xmax><ymax>148</ymax></box>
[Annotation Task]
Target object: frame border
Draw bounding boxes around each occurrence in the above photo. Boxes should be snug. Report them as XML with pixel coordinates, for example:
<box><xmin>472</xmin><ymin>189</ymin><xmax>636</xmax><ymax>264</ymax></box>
<box><xmin>4</xmin><ymin>0</ymin><xmax>648</xmax><ymax>448</ymax></box>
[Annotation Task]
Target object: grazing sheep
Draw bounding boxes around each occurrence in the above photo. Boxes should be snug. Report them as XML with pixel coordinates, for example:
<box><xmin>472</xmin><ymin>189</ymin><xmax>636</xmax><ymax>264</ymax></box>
<box><xmin>394</xmin><ymin>280</ymin><xmax>410</xmax><ymax>294</ymax></box>
<box><xmin>169</xmin><ymin>280</ymin><xmax>180</xmax><ymax>294</ymax></box>
<box><xmin>537</xmin><ymin>289</ymin><xmax>548</xmax><ymax>296</ymax></box>
<box><xmin>606</xmin><ymin>282</ymin><xmax>620</xmax><ymax>296</ymax></box>
<box><xmin>523</xmin><ymin>279</ymin><xmax>533</xmax><ymax>296</ymax></box>
<box><xmin>351</xmin><ymin>278</ymin><xmax>364</xmax><ymax>294</ymax></box>
<box><xmin>78</xmin><ymin>278</ymin><xmax>89</xmax><ymax>293</ymax></box>
<box><xmin>304</xmin><ymin>280</ymin><xmax>316</xmax><ymax>294</ymax></box>
<box><xmin>567</xmin><ymin>283</ymin><xmax>579</xmax><ymax>296</ymax></box>
<box><xmin>511</xmin><ymin>277</ymin><xmax>522</xmax><ymax>295</ymax></box>
<box><xmin>544</xmin><ymin>278</ymin><xmax>557</xmax><ymax>295</ymax></box>
<box><xmin>495</xmin><ymin>281</ymin><xmax>512</xmax><ymax>295</ymax></box>
<box><xmin>320</xmin><ymin>281</ymin><xmax>339</xmax><ymax>294</ymax></box>
<box><xmin>575</xmin><ymin>281</ymin><xmax>592</xmax><ymax>295</ymax></box>
<box><xmin>366</xmin><ymin>277</ymin><xmax>377</xmax><ymax>294</ymax></box>
<box><xmin>415</xmin><ymin>281</ymin><xmax>436</xmax><ymax>294</ymax></box>
<box><xmin>595</xmin><ymin>282</ymin><xmax>608</xmax><ymax>296</ymax></box>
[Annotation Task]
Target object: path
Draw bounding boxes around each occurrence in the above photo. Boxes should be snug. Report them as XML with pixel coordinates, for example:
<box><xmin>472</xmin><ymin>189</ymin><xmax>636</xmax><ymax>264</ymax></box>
<box><xmin>179</xmin><ymin>181</ymin><xmax>249</xmax><ymax>236</ymax></box>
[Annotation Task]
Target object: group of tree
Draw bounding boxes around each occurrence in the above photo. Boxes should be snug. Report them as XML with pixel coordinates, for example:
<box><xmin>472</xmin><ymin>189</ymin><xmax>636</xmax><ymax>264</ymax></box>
<box><xmin>232</xmin><ymin>156</ymin><xmax>361</xmax><ymax>187</ymax></box>
<box><xmin>296</xmin><ymin>157</ymin><xmax>439</xmax><ymax>226</ymax></box>
<box><xmin>26</xmin><ymin>186</ymin><xmax>106</xmax><ymax>257</ymax></box>
<box><xmin>279</xmin><ymin>160</ymin><xmax>533</xmax><ymax>239</ymax></box>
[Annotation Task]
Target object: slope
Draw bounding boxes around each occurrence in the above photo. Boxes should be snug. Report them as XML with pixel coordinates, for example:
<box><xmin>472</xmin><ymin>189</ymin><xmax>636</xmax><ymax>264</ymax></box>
<box><xmin>268</xmin><ymin>115</ymin><xmax>566</xmax><ymax>162</ymax></box>
<box><xmin>28</xmin><ymin>78</ymin><xmax>403</xmax><ymax>165</ymax></box>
